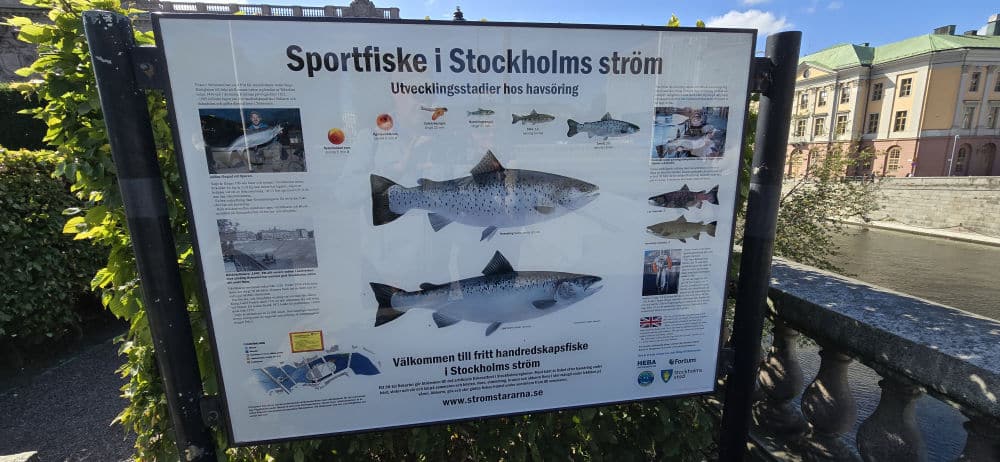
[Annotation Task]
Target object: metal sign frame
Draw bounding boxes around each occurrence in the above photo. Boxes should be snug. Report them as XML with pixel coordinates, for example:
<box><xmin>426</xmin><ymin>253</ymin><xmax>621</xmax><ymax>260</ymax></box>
<box><xmin>82</xmin><ymin>10</ymin><xmax>798</xmax><ymax>460</ymax></box>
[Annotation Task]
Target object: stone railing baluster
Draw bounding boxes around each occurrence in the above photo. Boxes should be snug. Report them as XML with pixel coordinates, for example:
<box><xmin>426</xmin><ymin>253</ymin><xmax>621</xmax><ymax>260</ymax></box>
<box><xmin>753</xmin><ymin>319</ymin><xmax>808</xmax><ymax>436</ymax></box>
<box><xmin>800</xmin><ymin>348</ymin><xmax>860</xmax><ymax>461</ymax></box>
<box><xmin>856</xmin><ymin>372</ymin><xmax>926</xmax><ymax>462</ymax></box>
<box><xmin>957</xmin><ymin>411</ymin><xmax>1000</xmax><ymax>462</ymax></box>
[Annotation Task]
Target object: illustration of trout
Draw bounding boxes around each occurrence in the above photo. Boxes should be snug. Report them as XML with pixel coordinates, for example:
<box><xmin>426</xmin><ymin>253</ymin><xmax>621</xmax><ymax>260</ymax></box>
<box><xmin>512</xmin><ymin>110</ymin><xmax>555</xmax><ymax>125</ymax></box>
<box><xmin>371</xmin><ymin>151</ymin><xmax>599</xmax><ymax>241</ymax></box>
<box><xmin>567</xmin><ymin>113</ymin><xmax>639</xmax><ymax>139</ymax></box>
<box><xmin>370</xmin><ymin>251</ymin><xmax>602</xmax><ymax>336</ymax></box>
<box><xmin>649</xmin><ymin>185</ymin><xmax>719</xmax><ymax>209</ymax></box>
<box><xmin>646</xmin><ymin>216</ymin><xmax>717</xmax><ymax>243</ymax></box>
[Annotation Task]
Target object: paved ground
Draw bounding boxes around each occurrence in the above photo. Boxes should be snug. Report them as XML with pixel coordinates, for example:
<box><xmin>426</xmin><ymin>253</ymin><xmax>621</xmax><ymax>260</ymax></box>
<box><xmin>0</xmin><ymin>338</ymin><xmax>134</xmax><ymax>461</ymax></box>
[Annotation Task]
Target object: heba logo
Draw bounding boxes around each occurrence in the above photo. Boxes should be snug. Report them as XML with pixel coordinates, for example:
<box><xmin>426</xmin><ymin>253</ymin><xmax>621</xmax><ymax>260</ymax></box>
<box><xmin>637</xmin><ymin>359</ymin><xmax>656</xmax><ymax>367</ymax></box>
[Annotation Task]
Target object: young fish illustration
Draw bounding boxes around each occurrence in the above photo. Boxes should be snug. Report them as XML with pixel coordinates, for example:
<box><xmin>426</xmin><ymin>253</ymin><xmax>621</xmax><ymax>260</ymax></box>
<box><xmin>646</xmin><ymin>216</ymin><xmax>717</xmax><ymax>243</ymax></box>
<box><xmin>371</xmin><ymin>151</ymin><xmax>599</xmax><ymax>241</ymax></box>
<box><xmin>221</xmin><ymin>124</ymin><xmax>284</xmax><ymax>152</ymax></box>
<box><xmin>421</xmin><ymin>106</ymin><xmax>448</xmax><ymax>120</ymax></box>
<box><xmin>567</xmin><ymin>113</ymin><xmax>639</xmax><ymax>139</ymax></box>
<box><xmin>512</xmin><ymin>110</ymin><xmax>555</xmax><ymax>125</ymax></box>
<box><xmin>649</xmin><ymin>185</ymin><xmax>719</xmax><ymax>209</ymax></box>
<box><xmin>370</xmin><ymin>251</ymin><xmax>602</xmax><ymax>336</ymax></box>
<box><xmin>468</xmin><ymin>108</ymin><xmax>495</xmax><ymax>116</ymax></box>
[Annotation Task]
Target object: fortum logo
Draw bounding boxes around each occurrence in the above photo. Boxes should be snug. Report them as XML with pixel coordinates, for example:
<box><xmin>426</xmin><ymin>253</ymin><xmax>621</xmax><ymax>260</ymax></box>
<box><xmin>669</xmin><ymin>358</ymin><xmax>696</xmax><ymax>366</ymax></box>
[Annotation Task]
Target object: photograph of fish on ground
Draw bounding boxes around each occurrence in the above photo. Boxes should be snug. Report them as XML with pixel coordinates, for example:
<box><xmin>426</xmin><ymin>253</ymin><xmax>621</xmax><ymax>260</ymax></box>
<box><xmin>370</xmin><ymin>251</ymin><xmax>602</xmax><ymax>337</ymax></box>
<box><xmin>642</xmin><ymin>249</ymin><xmax>681</xmax><ymax>296</ymax></box>
<box><xmin>651</xmin><ymin>106</ymin><xmax>729</xmax><ymax>159</ymax></box>
<box><xmin>218</xmin><ymin>217</ymin><xmax>318</xmax><ymax>272</ymax></box>
<box><xmin>199</xmin><ymin>108</ymin><xmax>306</xmax><ymax>174</ymax></box>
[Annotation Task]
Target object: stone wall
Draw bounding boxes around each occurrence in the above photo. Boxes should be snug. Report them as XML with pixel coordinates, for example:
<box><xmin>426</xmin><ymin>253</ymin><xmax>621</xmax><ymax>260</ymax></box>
<box><xmin>871</xmin><ymin>176</ymin><xmax>1000</xmax><ymax>237</ymax></box>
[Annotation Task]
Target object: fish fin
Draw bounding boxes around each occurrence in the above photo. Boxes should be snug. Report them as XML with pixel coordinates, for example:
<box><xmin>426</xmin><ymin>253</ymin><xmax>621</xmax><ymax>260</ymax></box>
<box><xmin>481</xmin><ymin>226</ymin><xmax>499</xmax><ymax>241</ymax></box>
<box><xmin>692</xmin><ymin>234</ymin><xmax>700</xmax><ymax>241</ymax></box>
<box><xmin>694</xmin><ymin>203</ymin><xmax>701</xmax><ymax>209</ymax></box>
<box><xmin>432</xmin><ymin>312</ymin><xmax>461</xmax><ymax>328</ymax></box>
<box><xmin>470</xmin><ymin>150</ymin><xmax>505</xmax><ymax>176</ymax></box>
<box><xmin>512</xmin><ymin>114</ymin><xmax>520</xmax><ymax>124</ymax></box>
<box><xmin>601</xmin><ymin>112</ymin><xmax>612</xmax><ymax>121</ymax></box>
<box><xmin>485</xmin><ymin>322</ymin><xmax>502</xmax><ymax>336</ymax></box>
<box><xmin>467</xmin><ymin>111</ymin><xmax>474</xmax><ymax>116</ymax></box>
<box><xmin>370</xmin><ymin>283</ymin><xmax>406</xmax><ymax>326</ymax></box>
<box><xmin>417</xmin><ymin>178</ymin><xmax>438</xmax><ymax>186</ymax></box>
<box><xmin>678</xmin><ymin>238</ymin><xmax>686</xmax><ymax>243</ymax></box>
<box><xmin>530</xmin><ymin>109</ymin><xmax>538</xmax><ymax>115</ymax></box>
<box><xmin>707</xmin><ymin>221</ymin><xmax>717</xmax><ymax>237</ymax></box>
<box><xmin>532</xmin><ymin>299</ymin><xmax>557</xmax><ymax>310</ymax></box>
<box><xmin>677</xmin><ymin>215</ymin><xmax>688</xmax><ymax>223</ymax></box>
<box><xmin>481</xmin><ymin>250</ymin><xmax>514</xmax><ymax>275</ymax></box>
<box><xmin>708</xmin><ymin>185</ymin><xmax>719</xmax><ymax>205</ymax></box>
<box><xmin>427</xmin><ymin>213</ymin><xmax>453</xmax><ymax>232</ymax></box>
<box><xmin>534</xmin><ymin>205</ymin><xmax>556</xmax><ymax>214</ymax></box>
<box><xmin>420</xmin><ymin>282</ymin><xmax>447</xmax><ymax>291</ymax></box>
<box><xmin>680</xmin><ymin>184</ymin><xmax>690</xmax><ymax>191</ymax></box>
<box><xmin>370</xmin><ymin>175</ymin><xmax>404</xmax><ymax>226</ymax></box>
<box><xmin>567</xmin><ymin>120</ymin><xmax>578</xmax><ymax>137</ymax></box>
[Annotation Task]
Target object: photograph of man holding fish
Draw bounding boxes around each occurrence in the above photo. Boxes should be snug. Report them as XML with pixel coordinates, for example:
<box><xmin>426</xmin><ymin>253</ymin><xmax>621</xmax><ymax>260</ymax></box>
<box><xmin>198</xmin><ymin>107</ymin><xmax>306</xmax><ymax>174</ymax></box>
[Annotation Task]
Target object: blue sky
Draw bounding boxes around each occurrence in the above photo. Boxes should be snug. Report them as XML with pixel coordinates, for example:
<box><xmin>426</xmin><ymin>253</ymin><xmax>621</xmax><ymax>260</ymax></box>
<box><xmin>251</xmin><ymin>0</ymin><xmax>995</xmax><ymax>56</ymax></box>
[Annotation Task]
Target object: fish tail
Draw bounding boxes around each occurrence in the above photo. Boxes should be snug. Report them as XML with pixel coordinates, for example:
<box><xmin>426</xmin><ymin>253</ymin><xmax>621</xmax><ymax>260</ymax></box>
<box><xmin>706</xmin><ymin>221</ymin><xmax>717</xmax><ymax>237</ymax></box>
<box><xmin>371</xmin><ymin>174</ymin><xmax>404</xmax><ymax>226</ymax></box>
<box><xmin>370</xmin><ymin>283</ymin><xmax>406</xmax><ymax>326</ymax></box>
<box><xmin>707</xmin><ymin>185</ymin><xmax>719</xmax><ymax>205</ymax></box>
<box><xmin>567</xmin><ymin>119</ymin><xmax>579</xmax><ymax>137</ymax></box>
<box><xmin>512</xmin><ymin>114</ymin><xmax>521</xmax><ymax>124</ymax></box>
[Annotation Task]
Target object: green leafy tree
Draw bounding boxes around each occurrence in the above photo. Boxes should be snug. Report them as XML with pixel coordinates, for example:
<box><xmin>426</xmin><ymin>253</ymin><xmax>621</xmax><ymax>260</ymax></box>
<box><xmin>9</xmin><ymin>2</ymin><xmax>719</xmax><ymax>460</ymax></box>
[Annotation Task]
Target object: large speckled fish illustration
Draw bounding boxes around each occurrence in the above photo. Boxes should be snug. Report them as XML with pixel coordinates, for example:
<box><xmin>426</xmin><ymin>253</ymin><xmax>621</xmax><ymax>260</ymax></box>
<box><xmin>371</xmin><ymin>151</ymin><xmax>599</xmax><ymax>241</ymax></box>
<box><xmin>370</xmin><ymin>251</ymin><xmax>602</xmax><ymax>336</ymax></box>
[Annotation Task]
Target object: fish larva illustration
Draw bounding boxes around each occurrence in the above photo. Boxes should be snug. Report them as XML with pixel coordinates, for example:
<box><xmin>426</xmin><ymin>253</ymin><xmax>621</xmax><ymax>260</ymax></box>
<box><xmin>646</xmin><ymin>216</ymin><xmax>717</xmax><ymax>243</ymax></box>
<box><xmin>370</xmin><ymin>251</ymin><xmax>602</xmax><ymax>336</ymax></box>
<box><xmin>468</xmin><ymin>108</ymin><xmax>495</xmax><ymax>116</ymax></box>
<box><xmin>220</xmin><ymin>125</ymin><xmax>284</xmax><ymax>152</ymax></box>
<box><xmin>371</xmin><ymin>151</ymin><xmax>599</xmax><ymax>241</ymax></box>
<box><xmin>566</xmin><ymin>113</ymin><xmax>639</xmax><ymax>139</ymax></box>
<box><xmin>649</xmin><ymin>185</ymin><xmax>719</xmax><ymax>209</ymax></box>
<box><xmin>512</xmin><ymin>110</ymin><xmax>555</xmax><ymax>125</ymax></box>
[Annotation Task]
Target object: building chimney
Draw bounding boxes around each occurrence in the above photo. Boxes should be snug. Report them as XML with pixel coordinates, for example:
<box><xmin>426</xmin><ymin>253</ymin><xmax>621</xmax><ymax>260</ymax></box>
<box><xmin>987</xmin><ymin>13</ymin><xmax>1000</xmax><ymax>36</ymax></box>
<box><xmin>964</xmin><ymin>30</ymin><xmax>978</xmax><ymax>36</ymax></box>
<box><xmin>932</xmin><ymin>25</ymin><xmax>956</xmax><ymax>35</ymax></box>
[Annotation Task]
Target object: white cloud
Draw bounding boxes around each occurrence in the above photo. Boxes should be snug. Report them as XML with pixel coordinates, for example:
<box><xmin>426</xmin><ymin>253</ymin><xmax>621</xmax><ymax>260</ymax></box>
<box><xmin>827</xmin><ymin>1</ymin><xmax>843</xmax><ymax>10</ymax></box>
<box><xmin>742</xmin><ymin>0</ymin><xmax>770</xmax><ymax>5</ymax></box>
<box><xmin>706</xmin><ymin>9</ymin><xmax>793</xmax><ymax>36</ymax></box>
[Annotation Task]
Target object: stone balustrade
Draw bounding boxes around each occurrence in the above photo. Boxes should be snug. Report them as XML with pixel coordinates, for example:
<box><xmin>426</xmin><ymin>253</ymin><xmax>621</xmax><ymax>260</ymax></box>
<box><xmin>752</xmin><ymin>258</ymin><xmax>1000</xmax><ymax>461</ymax></box>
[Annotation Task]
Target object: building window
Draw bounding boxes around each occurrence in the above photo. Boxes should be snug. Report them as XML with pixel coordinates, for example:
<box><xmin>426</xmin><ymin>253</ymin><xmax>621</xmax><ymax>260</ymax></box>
<box><xmin>840</xmin><ymin>86</ymin><xmax>851</xmax><ymax>104</ymax></box>
<box><xmin>995</xmin><ymin>73</ymin><xmax>1000</xmax><ymax>92</ymax></box>
<box><xmin>899</xmin><ymin>78</ymin><xmax>912</xmax><ymax>97</ymax></box>
<box><xmin>962</xmin><ymin>105</ymin><xmax>977</xmax><ymax>129</ymax></box>
<box><xmin>794</xmin><ymin>119</ymin><xmax>806</xmax><ymax>136</ymax></box>
<box><xmin>799</xmin><ymin>92</ymin><xmax>809</xmax><ymax>109</ymax></box>
<box><xmin>866</xmin><ymin>113</ymin><xmax>879</xmax><ymax>133</ymax></box>
<box><xmin>835</xmin><ymin>114</ymin><xmax>849</xmax><ymax>135</ymax></box>
<box><xmin>872</xmin><ymin>83</ymin><xmax>883</xmax><ymax>101</ymax></box>
<box><xmin>955</xmin><ymin>145</ymin><xmax>970</xmax><ymax>175</ymax></box>
<box><xmin>988</xmin><ymin>106</ymin><xmax>999</xmax><ymax>129</ymax></box>
<box><xmin>818</xmin><ymin>90</ymin><xmax>828</xmax><ymax>106</ymax></box>
<box><xmin>887</xmin><ymin>147</ymin><xmax>901</xmax><ymax>171</ymax></box>
<box><xmin>814</xmin><ymin>117</ymin><xmax>826</xmax><ymax>136</ymax></box>
<box><xmin>969</xmin><ymin>72</ymin><xmax>980</xmax><ymax>92</ymax></box>
<box><xmin>893</xmin><ymin>111</ymin><xmax>907</xmax><ymax>132</ymax></box>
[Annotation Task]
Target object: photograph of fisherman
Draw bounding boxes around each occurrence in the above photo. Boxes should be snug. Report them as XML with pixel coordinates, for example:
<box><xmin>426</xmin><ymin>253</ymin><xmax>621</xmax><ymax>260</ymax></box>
<box><xmin>641</xmin><ymin>249</ymin><xmax>682</xmax><ymax>296</ymax></box>
<box><xmin>245</xmin><ymin>110</ymin><xmax>283</xmax><ymax>165</ymax></box>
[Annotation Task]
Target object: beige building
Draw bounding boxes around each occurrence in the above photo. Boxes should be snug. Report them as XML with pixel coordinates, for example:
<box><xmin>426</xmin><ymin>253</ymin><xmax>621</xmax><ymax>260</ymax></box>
<box><xmin>787</xmin><ymin>15</ymin><xmax>1000</xmax><ymax>177</ymax></box>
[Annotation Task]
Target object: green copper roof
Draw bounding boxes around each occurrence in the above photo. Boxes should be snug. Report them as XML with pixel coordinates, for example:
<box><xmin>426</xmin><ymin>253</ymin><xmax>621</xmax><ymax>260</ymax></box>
<box><xmin>801</xmin><ymin>34</ymin><xmax>1000</xmax><ymax>70</ymax></box>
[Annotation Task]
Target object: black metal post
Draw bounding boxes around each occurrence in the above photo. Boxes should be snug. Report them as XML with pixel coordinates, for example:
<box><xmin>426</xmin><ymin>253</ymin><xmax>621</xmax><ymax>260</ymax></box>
<box><xmin>83</xmin><ymin>11</ymin><xmax>217</xmax><ymax>460</ymax></box>
<box><xmin>719</xmin><ymin>31</ymin><xmax>801</xmax><ymax>461</ymax></box>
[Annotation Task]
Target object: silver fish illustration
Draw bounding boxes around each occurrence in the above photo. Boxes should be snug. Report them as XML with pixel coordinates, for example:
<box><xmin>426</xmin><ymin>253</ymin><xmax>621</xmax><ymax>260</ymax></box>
<box><xmin>371</xmin><ymin>251</ymin><xmax>602</xmax><ymax>336</ymax></box>
<box><xmin>512</xmin><ymin>110</ymin><xmax>555</xmax><ymax>125</ymax></box>
<box><xmin>649</xmin><ymin>185</ymin><xmax>719</xmax><ymax>209</ymax></box>
<box><xmin>567</xmin><ymin>113</ymin><xmax>639</xmax><ymax>139</ymax></box>
<box><xmin>371</xmin><ymin>151</ymin><xmax>599</xmax><ymax>241</ymax></box>
<box><xmin>221</xmin><ymin>125</ymin><xmax>283</xmax><ymax>152</ymax></box>
<box><xmin>646</xmin><ymin>216</ymin><xmax>717</xmax><ymax>243</ymax></box>
<box><xmin>468</xmin><ymin>108</ymin><xmax>495</xmax><ymax>116</ymax></box>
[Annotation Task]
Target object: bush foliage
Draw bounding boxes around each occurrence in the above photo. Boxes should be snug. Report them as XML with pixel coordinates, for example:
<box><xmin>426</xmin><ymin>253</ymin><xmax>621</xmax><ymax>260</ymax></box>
<box><xmin>0</xmin><ymin>85</ymin><xmax>47</xmax><ymax>150</ymax></box>
<box><xmin>0</xmin><ymin>148</ymin><xmax>103</xmax><ymax>346</ymax></box>
<box><xmin>9</xmin><ymin>1</ymin><xmax>717</xmax><ymax>460</ymax></box>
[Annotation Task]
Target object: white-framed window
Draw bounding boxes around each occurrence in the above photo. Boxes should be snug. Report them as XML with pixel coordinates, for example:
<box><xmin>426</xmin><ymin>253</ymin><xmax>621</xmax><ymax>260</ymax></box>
<box><xmin>794</xmin><ymin>119</ymin><xmax>807</xmax><ymax>136</ymax></box>
<box><xmin>835</xmin><ymin>114</ymin><xmax>849</xmax><ymax>135</ymax></box>
<box><xmin>969</xmin><ymin>72</ymin><xmax>981</xmax><ymax>92</ymax></box>
<box><xmin>988</xmin><ymin>106</ymin><xmax>1000</xmax><ymax>129</ymax></box>
<box><xmin>962</xmin><ymin>105</ymin><xmax>977</xmax><ymax>129</ymax></box>
<box><xmin>872</xmin><ymin>83</ymin><xmax>883</xmax><ymax>100</ymax></box>
<box><xmin>866</xmin><ymin>113</ymin><xmax>879</xmax><ymax>133</ymax></box>
<box><xmin>899</xmin><ymin>78</ymin><xmax>912</xmax><ymax>97</ymax></box>
<box><xmin>955</xmin><ymin>144</ymin><xmax>970</xmax><ymax>175</ymax></box>
<box><xmin>887</xmin><ymin>147</ymin><xmax>901</xmax><ymax>172</ymax></box>
<box><xmin>814</xmin><ymin>117</ymin><xmax>826</xmax><ymax>136</ymax></box>
<box><xmin>818</xmin><ymin>89</ymin><xmax>828</xmax><ymax>106</ymax></box>
<box><xmin>840</xmin><ymin>86</ymin><xmax>851</xmax><ymax>104</ymax></box>
<box><xmin>893</xmin><ymin>111</ymin><xmax>907</xmax><ymax>132</ymax></box>
<box><xmin>995</xmin><ymin>73</ymin><xmax>1000</xmax><ymax>92</ymax></box>
<box><xmin>799</xmin><ymin>92</ymin><xmax>809</xmax><ymax>109</ymax></box>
